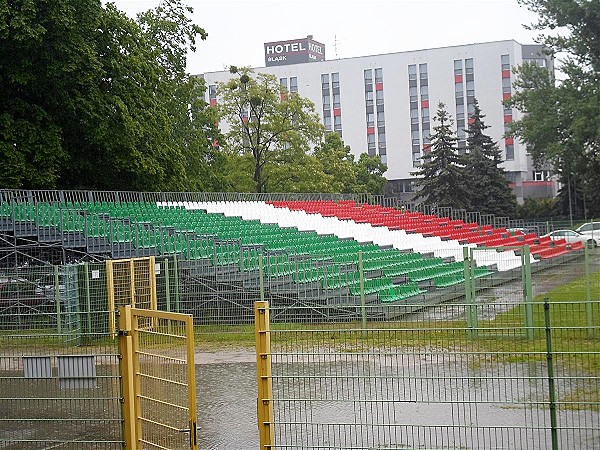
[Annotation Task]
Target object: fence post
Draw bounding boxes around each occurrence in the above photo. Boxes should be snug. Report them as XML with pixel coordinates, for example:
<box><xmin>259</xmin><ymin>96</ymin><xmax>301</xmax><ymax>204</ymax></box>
<box><xmin>522</xmin><ymin>246</ymin><xmax>534</xmax><ymax>340</ymax></box>
<box><xmin>358</xmin><ymin>251</ymin><xmax>367</xmax><ymax>336</ymax></box>
<box><xmin>164</xmin><ymin>258</ymin><xmax>171</xmax><ymax>312</ymax></box>
<box><xmin>118</xmin><ymin>305</ymin><xmax>137</xmax><ymax>447</ymax></box>
<box><xmin>173</xmin><ymin>255</ymin><xmax>180</xmax><ymax>313</ymax></box>
<box><xmin>464</xmin><ymin>247</ymin><xmax>477</xmax><ymax>338</ymax></box>
<box><xmin>54</xmin><ymin>265</ymin><xmax>62</xmax><ymax>335</ymax></box>
<box><xmin>584</xmin><ymin>245</ymin><xmax>593</xmax><ymax>338</ymax></box>
<box><xmin>259</xmin><ymin>254</ymin><xmax>265</xmax><ymax>302</ymax></box>
<box><xmin>83</xmin><ymin>263</ymin><xmax>92</xmax><ymax>341</ymax></box>
<box><xmin>255</xmin><ymin>301</ymin><xmax>274</xmax><ymax>449</ymax></box>
<box><xmin>543</xmin><ymin>299</ymin><xmax>559</xmax><ymax>450</ymax></box>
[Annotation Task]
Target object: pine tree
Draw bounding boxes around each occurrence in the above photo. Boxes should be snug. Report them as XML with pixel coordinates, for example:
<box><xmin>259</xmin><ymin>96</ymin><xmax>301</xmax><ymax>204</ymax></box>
<box><xmin>412</xmin><ymin>102</ymin><xmax>469</xmax><ymax>210</ymax></box>
<box><xmin>464</xmin><ymin>100</ymin><xmax>517</xmax><ymax>216</ymax></box>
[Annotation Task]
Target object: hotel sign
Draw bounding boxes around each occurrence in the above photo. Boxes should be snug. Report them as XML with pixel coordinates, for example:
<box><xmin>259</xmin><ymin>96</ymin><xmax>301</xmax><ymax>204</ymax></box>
<box><xmin>264</xmin><ymin>36</ymin><xmax>326</xmax><ymax>67</ymax></box>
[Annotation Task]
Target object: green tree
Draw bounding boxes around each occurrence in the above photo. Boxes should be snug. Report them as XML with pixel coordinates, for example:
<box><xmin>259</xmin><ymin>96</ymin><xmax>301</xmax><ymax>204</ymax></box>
<box><xmin>0</xmin><ymin>0</ymin><xmax>220</xmax><ymax>191</ymax></box>
<box><xmin>411</xmin><ymin>103</ymin><xmax>469</xmax><ymax>209</ymax></box>
<box><xmin>313</xmin><ymin>132</ymin><xmax>357</xmax><ymax>193</ymax></box>
<box><xmin>507</xmin><ymin>0</ymin><xmax>600</xmax><ymax>218</ymax></box>
<box><xmin>352</xmin><ymin>153</ymin><xmax>387</xmax><ymax>195</ymax></box>
<box><xmin>217</xmin><ymin>68</ymin><xmax>325</xmax><ymax>193</ymax></box>
<box><xmin>464</xmin><ymin>101</ymin><xmax>517</xmax><ymax>216</ymax></box>
<box><xmin>0</xmin><ymin>0</ymin><xmax>101</xmax><ymax>188</ymax></box>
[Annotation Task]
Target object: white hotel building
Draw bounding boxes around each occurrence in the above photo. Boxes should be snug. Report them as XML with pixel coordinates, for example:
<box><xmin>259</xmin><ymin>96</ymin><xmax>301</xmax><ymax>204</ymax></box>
<box><xmin>201</xmin><ymin>38</ymin><xmax>556</xmax><ymax>202</ymax></box>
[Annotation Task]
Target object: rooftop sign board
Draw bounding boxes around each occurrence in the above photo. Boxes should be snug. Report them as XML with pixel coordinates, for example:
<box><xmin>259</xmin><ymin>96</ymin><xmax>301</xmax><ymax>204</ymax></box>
<box><xmin>264</xmin><ymin>35</ymin><xmax>325</xmax><ymax>67</ymax></box>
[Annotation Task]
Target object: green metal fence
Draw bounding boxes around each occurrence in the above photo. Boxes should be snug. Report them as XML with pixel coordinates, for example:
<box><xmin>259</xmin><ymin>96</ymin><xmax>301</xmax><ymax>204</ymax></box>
<box><xmin>1</xmin><ymin>245</ymin><xmax>598</xmax><ymax>448</ymax></box>
<box><xmin>258</xmin><ymin>298</ymin><xmax>599</xmax><ymax>449</ymax></box>
<box><xmin>0</xmin><ymin>261</ymin><xmax>120</xmax><ymax>448</ymax></box>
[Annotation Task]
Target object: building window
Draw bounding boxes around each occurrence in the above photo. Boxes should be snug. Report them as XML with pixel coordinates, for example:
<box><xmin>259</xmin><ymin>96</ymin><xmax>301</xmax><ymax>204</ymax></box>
<box><xmin>333</xmin><ymin>93</ymin><xmax>341</xmax><ymax>108</ymax></box>
<box><xmin>465</xmin><ymin>58</ymin><xmax>474</xmax><ymax>75</ymax></box>
<box><xmin>377</xmin><ymin>111</ymin><xmax>385</xmax><ymax>127</ymax></box>
<box><xmin>364</xmin><ymin>69</ymin><xmax>372</xmax><ymax>82</ymax></box>
<box><xmin>410</xmin><ymin>108</ymin><xmax>419</xmax><ymax>124</ymax></box>
<box><xmin>455</xmin><ymin>82</ymin><xmax>463</xmax><ymax>97</ymax></box>
<box><xmin>376</xmin><ymin>89</ymin><xmax>384</xmax><ymax>105</ymax></box>
<box><xmin>501</xmin><ymin>54</ymin><xmax>510</xmax><ymax>71</ymax></box>
<box><xmin>365</xmin><ymin>90</ymin><xmax>373</xmax><ymax>106</ymax></box>
<box><xmin>420</xmin><ymin>85</ymin><xmax>429</xmax><ymax>100</ymax></box>
<box><xmin>502</xmin><ymin>77</ymin><xmax>511</xmax><ymax>93</ymax></box>
<box><xmin>408</xmin><ymin>64</ymin><xmax>417</xmax><ymax>80</ymax></box>
<box><xmin>375</xmin><ymin>67</ymin><xmax>383</xmax><ymax>83</ymax></box>
<box><xmin>324</xmin><ymin>115</ymin><xmax>331</xmax><ymax>130</ymax></box>
<box><xmin>366</xmin><ymin>112</ymin><xmax>375</xmax><ymax>127</ymax></box>
<box><xmin>322</xmin><ymin>94</ymin><xmax>331</xmax><ymax>109</ymax></box>
<box><xmin>506</xmin><ymin>143</ymin><xmax>514</xmax><ymax>160</ymax></box>
<box><xmin>466</xmin><ymin>80</ymin><xmax>475</xmax><ymax>97</ymax></box>
<box><xmin>289</xmin><ymin>77</ymin><xmax>298</xmax><ymax>93</ymax></box>
<box><xmin>454</xmin><ymin>59</ymin><xmax>462</xmax><ymax>76</ymax></box>
<box><xmin>456</xmin><ymin>103</ymin><xmax>465</xmax><ymax>120</ymax></box>
<box><xmin>409</xmin><ymin>86</ymin><xmax>418</xmax><ymax>101</ymax></box>
<box><xmin>331</xmin><ymin>72</ymin><xmax>340</xmax><ymax>89</ymax></box>
<box><xmin>321</xmin><ymin>73</ymin><xmax>329</xmax><ymax>84</ymax></box>
<box><xmin>280</xmin><ymin>78</ymin><xmax>288</xmax><ymax>90</ymax></box>
<box><xmin>419</xmin><ymin>63</ymin><xmax>428</xmax><ymax>79</ymax></box>
<box><xmin>533</xmin><ymin>170</ymin><xmax>550</xmax><ymax>181</ymax></box>
<box><xmin>334</xmin><ymin>115</ymin><xmax>342</xmax><ymax>131</ymax></box>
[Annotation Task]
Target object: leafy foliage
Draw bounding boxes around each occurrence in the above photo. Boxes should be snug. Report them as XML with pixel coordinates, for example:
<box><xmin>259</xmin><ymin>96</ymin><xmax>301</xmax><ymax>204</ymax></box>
<box><xmin>509</xmin><ymin>0</ymin><xmax>600</xmax><ymax>218</ymax></box>
<box><xmin>217</xmin><ymin>68</ymin><xmax>325</xmax><ymax>193</ymax></box>
<box><xmin>0</xmin><ymin>0</ymin><xmax>221</xmax><ymax>191</ymax></box>
<box><xmin>411</xmin><ymin>103</ymin><xmax>469</xmax><ymax>209</ymax></box>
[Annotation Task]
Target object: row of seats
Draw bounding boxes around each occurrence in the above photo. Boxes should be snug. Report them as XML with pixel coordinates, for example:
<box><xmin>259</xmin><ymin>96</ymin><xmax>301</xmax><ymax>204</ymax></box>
<box><xmin>268</xmin><ymin>201</ymin><xmax>579</xmax><ymax>262</ymax></box>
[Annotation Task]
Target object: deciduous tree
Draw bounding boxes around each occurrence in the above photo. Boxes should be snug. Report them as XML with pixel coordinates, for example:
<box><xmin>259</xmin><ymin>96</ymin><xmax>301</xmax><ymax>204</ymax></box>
<box><xmin>217</xmin><ymin>68</ymin><xmax>325</xmax><ymax>193</ymax></box>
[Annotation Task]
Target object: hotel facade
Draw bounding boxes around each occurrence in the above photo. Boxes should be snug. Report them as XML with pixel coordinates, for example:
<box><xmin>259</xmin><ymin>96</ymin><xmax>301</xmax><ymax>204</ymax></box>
<box><xmin>201</xmin><ymin>38</ymin><xmax>555</xmax><ymax>202</ymax></box>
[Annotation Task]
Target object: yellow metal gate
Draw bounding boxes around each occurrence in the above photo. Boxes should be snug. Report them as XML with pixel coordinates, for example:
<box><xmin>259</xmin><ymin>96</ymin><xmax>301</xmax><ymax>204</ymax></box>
<box><xmin>118</xmin><ymin>305</ymin><xmax>198</xmax><ymax>449</ymax></box>
<box><xmin>107</xmin><ymin>257</ymin><xmax>158</xmax><ymax>335</ymax></box>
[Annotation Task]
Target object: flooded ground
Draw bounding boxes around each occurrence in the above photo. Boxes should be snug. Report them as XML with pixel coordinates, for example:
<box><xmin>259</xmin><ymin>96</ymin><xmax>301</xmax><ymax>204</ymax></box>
<box><xmin>194</xmin><ymin>349</ymin><xmax>600</xmax><ymax>450</ymax></box>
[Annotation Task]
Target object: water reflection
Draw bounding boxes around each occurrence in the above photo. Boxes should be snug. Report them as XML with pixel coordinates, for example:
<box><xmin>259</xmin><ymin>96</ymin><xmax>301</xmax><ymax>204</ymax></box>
<box><xmin>196</xmin><ymin>361</ymin><xmax>258</xmax><ymax>450</ymax></box>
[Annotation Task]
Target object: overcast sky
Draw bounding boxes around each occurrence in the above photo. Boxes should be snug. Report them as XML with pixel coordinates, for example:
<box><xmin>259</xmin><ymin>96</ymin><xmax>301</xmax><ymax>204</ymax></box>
<box><xmin>110</xmin><ymin>0</ymin><xmax>543</xmax><ymax>75</ymax></box>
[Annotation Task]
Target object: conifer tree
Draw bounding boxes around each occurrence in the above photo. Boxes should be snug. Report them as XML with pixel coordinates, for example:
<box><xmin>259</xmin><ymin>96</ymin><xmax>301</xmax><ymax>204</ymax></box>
<box><xmin>411</xmin><ymin>102</ymin><xmax>469</xmax><ymax>210</ymax></box>
<box><xmin>464</xmin><ymin>101</ymin><xmax>517</xmax><ymax>216</ymax></box>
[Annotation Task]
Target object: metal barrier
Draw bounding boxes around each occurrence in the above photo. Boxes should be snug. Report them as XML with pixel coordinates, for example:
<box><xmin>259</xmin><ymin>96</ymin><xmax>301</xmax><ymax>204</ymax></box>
<box><xmin>106</xmin><ymin>257</ymin><xmax>158</xmax><ymax>335</ymax></box>
<box><xmin>256</xmin><ymin>299</ymin><xmax>600</xmax><ymax>450</ymax></box>
<box><xmin>118</xmin><ymin>305</ymin><xmax>198</xmax><ymax>450</ymax></box>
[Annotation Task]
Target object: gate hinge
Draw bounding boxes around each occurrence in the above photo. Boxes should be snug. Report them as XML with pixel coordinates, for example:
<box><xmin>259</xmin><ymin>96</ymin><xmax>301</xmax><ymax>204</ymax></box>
<box><xmin>117</xmin><ymin>330</ymin><xmax>130</xmax><ymax>336</ymax></box>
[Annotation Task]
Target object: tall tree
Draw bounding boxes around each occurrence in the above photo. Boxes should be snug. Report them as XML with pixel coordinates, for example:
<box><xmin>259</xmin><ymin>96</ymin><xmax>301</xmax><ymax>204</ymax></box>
<box><xmin>464</xmin><ymin>101</ymin><xmax>517</xmax><ymax>216</ymax></box>
<box><xmin>313</xmin><ymin>132</ymin><xmax>357</xmax><ymax>193</ymax></box>
<box><xmin>217</xmin><ymin>68</ymin><xmax>325</xmax><ymax>193</ymax></box>
<box><xmin>351</xmin><ymin>153</ymin><xmax>387</xmax><ymax>195</ymax></box>
<box><xmin>507</xmin><ymin>0</ymin><xmax>600</xmax><ymax>218</ymax></box>
<box><xmin>0</xmin><ymin>0</ymin><xmax>220</xmax><ymax>191</ymax></box>
<box><xmin>411</xmin><ymin>103</ymin><xmax>469</xmax><ymax>209</ymax></box>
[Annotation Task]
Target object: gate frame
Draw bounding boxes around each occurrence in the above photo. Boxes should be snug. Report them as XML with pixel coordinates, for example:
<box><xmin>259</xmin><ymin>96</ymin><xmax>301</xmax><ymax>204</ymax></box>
<box><xmin>118</xmin><ymin>305</ymin><xmax>198</xmax><ymax>449</ymax></box>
